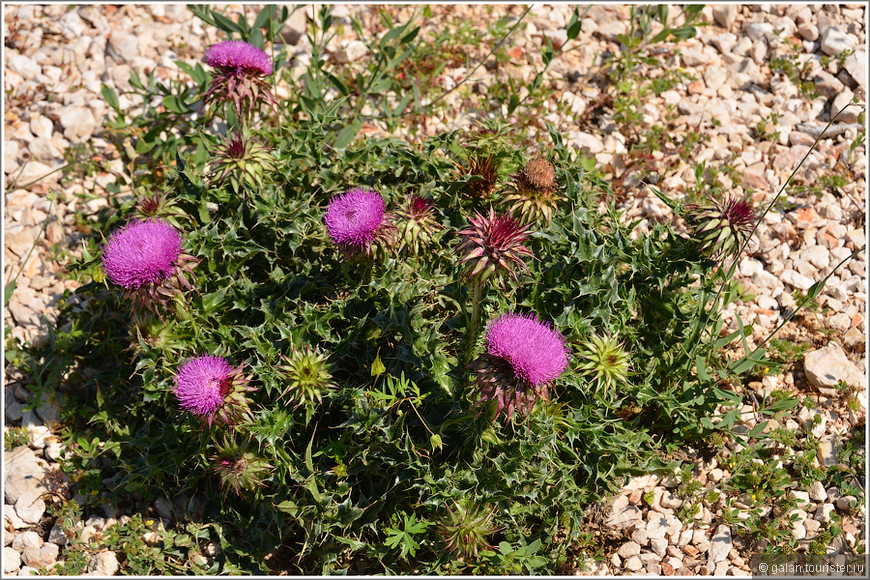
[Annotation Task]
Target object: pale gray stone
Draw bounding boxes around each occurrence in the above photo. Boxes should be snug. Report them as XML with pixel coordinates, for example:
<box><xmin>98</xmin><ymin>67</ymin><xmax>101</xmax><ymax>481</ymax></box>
<box><xmin>835</xmin><ymin>495</ymin><xmax>857</xmax><ymax>512</ymax></box>
<box><xmin>568</xmin><ymin>131</ymin><xmax>605</xmax><ymax>154</ymax></box>
<box><xmin>831</xmin><ymin>89</ymin><xmax>860</xmax><ymax>123</ymax></box>
<box><xmin>815</xmin><ymin>503</ymin><xmax>836</xmax><ymax>523</ymax></box>
<box><xmin>11</xmin><ymin>531</ymin><xmax>42</xmax><ymax>552</ymax></box>
<box><xmin>809</xmin><ymin>481</ymin><xmax>828</xmax><ymax>502</ymax></box>
<box><xmin>108</xmin><ymin>31</ymin><xmax>140</xmax><ymax>62</ymax></box>
<box><xmin>15</xmin><ymin>489</ymin><xmax>47</xmax><ymax>524</ymax></box>
<box><xmin>804</xmin><ymin>344</ymin><xmax>865</xmax><ymax>391</ymax></box>
<box><xmin>820</xmin><ymin>26</ymin><xmax>856</xmax><ymax>56</ymax></box>
<box><xmin>712</xmin><ymin>4</ymin><xmax>739</xmax><ymax>28</ymax></box>
<box><xmin>623</xmin><ymin>555</ymin><xmax>644</xmax><ymax>572</ymax></box>
<box><xmin>22</xmin><ymin>542</ymin><xmax>59</xmax><ymax>569</ymax></box>
<box><xmin>798</xmin><ymin>22</ymin><xmax>819</xmax><ymax>41</ymax></box>
<box><xmin>745</xmin><ymin>22</ymin><xmax>774</xmax><ymax>41</ymax></box>
<box><xmin>709</xmin><ymin>32</ymin><xmax>737</xmax><ymax>54</ymax></box>
<box><xmin>650</xmin><ymin>537</ymin><xmax>668</xmax><ymax>556</ymax></box>
<box><xmin>811</xmin><ymin>70</ymin><xmax>845</xmax><ymax>99</ymax></box>
<box><xmin>818</xmin><ymin>435</ymin><xmax>842</xmax><ymax>468</ymax></box>
<box><xmin>8</xmin><ymin>53</ymin><xmax>42</xmax><ymax>78</ymax></box>
<box><xmin>13</xmin><ymin>160</ymin><xmax>60</xmax><ymax>187</ymax></box>
<box><xmin>60</xmin><ymin>106</ymin><xmax>97</xmax><ymax>142</ymax></box>
<box><xmin>780</xmin><ymin>269</ymin><xmax>814</xmax><ymax>290</ymax></box>
<box><xmin>88</xmin><ymin>550</ymin><xmax>120</xmax><ymax>576</ymax></box>
<box><xmin>708</xmin><ymin>525</ymin><xmax>731</xmax><ymax>563</ymax></box>
<box><xmin>3</xmin><ymin>546</ymin><xmax>21</xmax><ymax>573</ymax></box>
<box><xmin>844</xmin><ymin>50</ymin><xmax>867</xmax><ymax>92</ymax></box>
<box><xmin>4</xmin><ymin>446</ymin><xmax>51</xmax><ymax>504</ymax></box>
<box><xmin>618</xmin><ymin>540</ymin><xmax>642</xmax><ymax>558</ymax></box>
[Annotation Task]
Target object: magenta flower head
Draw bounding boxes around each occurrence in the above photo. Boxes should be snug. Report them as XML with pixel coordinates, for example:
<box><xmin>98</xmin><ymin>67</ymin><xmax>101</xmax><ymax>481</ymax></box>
<box><xmin>204</xmin><ymin>41</ymin><xmax>272</xmax><ymax>76</ymax></box>
<box><xmin>174</xmin><ymin>355</ymin><xmax>257</xmax><ymax>427</ymax></box>
<box><xmin>470</xmin><ymin>312</ymin><xmax>570</xmax><ymax>420</ymax></box>
<box><xmin>324</xmin><ymin>187</ymin><xmax>396</xmax><ymax>257</ymax></box>
<box><xmin>456</xmin><ymin>205</ymin><xmax>534</xmax><ymax>286</ymax></box>
<box><xmin>101</xmin><ymin>219</ymin><xmax>198</xmax><ymax>315</ymax></box>
<box><xmin>201</xmin><ymin>40</ymin><xmax>277</xmax><ymax>119</ymax></box>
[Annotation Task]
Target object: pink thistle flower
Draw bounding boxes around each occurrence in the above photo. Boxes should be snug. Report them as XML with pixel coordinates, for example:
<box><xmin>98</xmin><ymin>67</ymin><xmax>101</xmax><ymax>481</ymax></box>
<box><xmin>102</xmin><ymin>219</ymin><xmax>182</xmax><ymax>289</ymax></box>
<box><xmin>324</xmin><ymin>187</ymin><xmax>396</xmax><ymax>256</ymax></box>
<box><xmin>203</xmin><ymin>41</ymin><xmax>273</xmax><ymax>76</ymax></box>
<box><xmin>101</xmin><ymin>219</ymin><xmax>199</xmax><ymax>315</ymax></box>
<box><xmin>470</xmin><ymin>312</ymin><xmax>570</xmax><ymax>420</ymax></box>
<box><xmin>201</xmin><ymin>41</ymin><xmax>277</xmax><ymax>118</ymax></box>
<box><xmin>174</xmin><ymin>355</ymin><xmax>257</xmax><ymax>427</ymax></box>
<box><xmin>456</xmin><ymin>205</ymin><xmax>534</xmax><ymax>285</ymax></box>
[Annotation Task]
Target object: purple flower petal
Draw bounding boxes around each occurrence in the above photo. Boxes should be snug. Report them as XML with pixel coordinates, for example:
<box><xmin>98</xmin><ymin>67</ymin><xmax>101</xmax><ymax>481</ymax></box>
<box><xmin>101</xmin><ymin>219</ymin><xmax>183</xmax><ymax>289</ymax></box>
<box><xmin>203</xmin><ymin>40</ymin><xmax>272</xmax><ymax>76</ymax></box>
<box><xmin>324</xmin><ymin>188</ymin><xmax>386</xmax><ymax>251</ymax></box>
<box><xmin>174</xmin><ymin>355</ymin><xmax>234</xmax><ymax>417</ymax></box>
<box><xmin>485</xmin><ymin>312</ymin><xmax>569</xmax><ymax>387</ymax></box>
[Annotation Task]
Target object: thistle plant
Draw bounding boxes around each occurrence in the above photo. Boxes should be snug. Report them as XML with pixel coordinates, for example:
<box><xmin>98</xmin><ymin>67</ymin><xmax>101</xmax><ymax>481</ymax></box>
<box><xmin>101</xmin><ymin>218</ymin><xmax>198</xmax><ymax>315</ymax></box>
<box><xmin>469</xmin><ymin>312</ymin><xmax>570</xmax><ymax>420</ymax></box>
<box><xmin>453</xmin><ymin>150</ymin><xmax>500</xmax><ymax>200</ymax></box>
<box><xmin>687</xmin><ymin>195</ymin><xmax>756</xmax><ymax>260</ymax></box>
<box><xmin>503</xmin><ymin>158</ymin><xmax>562</xmax><ymax>225</ymax></box>
<box><xmin>173</xmin><ymin>355</ymin><xmax>257</xmax><ymax>427</ymax></box>
<box><xmin>456</xmin><ymin>206</ymin><xmax>534</xmax><ymax>287</ymax></box>
<box><xmin>324</xmin><ymin>187</ymin><xmax>397</xmax><ymax>258</ymax></box>
<box><xmin>396</xmin><ymin>195</ymin><xmax>441</xmax><ymax>254</ymax></box>
<box><xmin>130</xmin><ymin>190</ymin><xmax>189</xmax><ymax>229</ymax></box>
<box><xmin>278</xmin><ymin>345</ymin><xmax>337</xmax><ymax>415</ymax></box>
<box><xmin>207</xmin><ymin>131</ymin><xmax>278</xmax><ymax>195</ymax></box>
<box><xmin>202</xmin><ymin>40</ymin><xmax>278</xmax><ymax>120</ymax></box>
<box><xmin>456</xmin><ymin>206</ymin><xmax>534</xmax><ymax>360</ymax></box>
<box><xmin>576</xmin><ymin>333</ymin><xmax>631</xmax><ymax>398</ymax></box>
<box><xmin>437</xmin><ymin>501</ymin><xmax>500</xmax><ymax>560</ymax></box>
<box><xmin>210</xmin><ymin>436</ymin><xmax>273</xmax><ymax>496</ymax></box>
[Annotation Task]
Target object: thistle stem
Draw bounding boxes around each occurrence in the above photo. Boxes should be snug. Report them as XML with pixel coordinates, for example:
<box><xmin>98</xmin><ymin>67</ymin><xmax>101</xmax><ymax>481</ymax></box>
<box><xmin>465</xmin><ymin>283</ymin><xmax>484</xmax><ymax>366</ymax></box>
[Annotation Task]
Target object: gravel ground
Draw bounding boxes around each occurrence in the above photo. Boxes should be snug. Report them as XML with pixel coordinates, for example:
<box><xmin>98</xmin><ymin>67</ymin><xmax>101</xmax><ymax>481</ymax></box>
<box><xmin>3</xmin><ymin>4</ymin><xmax>867</xmax><ymax>575</ymax></box>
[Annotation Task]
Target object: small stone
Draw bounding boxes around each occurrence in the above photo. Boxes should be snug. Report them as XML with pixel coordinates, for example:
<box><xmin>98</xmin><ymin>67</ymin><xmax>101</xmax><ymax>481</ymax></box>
<box><xmin>108</xmin><ymin>31</ymin><xmax>139</xmax><ymax>62</ymax></box>
<box><xmin>844</xmin><ymin>50</ymin><xmax>866</xmax><ymax>92</ymax></box>
<box><xmin>780</xmin><ymin>269</ymin><xmax>814</xmax><ymax>291</ymax></box>
<box><xmin>835</xmin><ymin>495</ymin><xmax>857</xmax><ymax>512</ymax></box>
<box><xmin>804</xmin><ymin>344</ymin><xmax>865</xmax><ymax>391</ymax></box>
<box><xmin>60</xmin><ymin>106</ymin><xmax>97</xmax><ymax>142</ymax></box>
<box><xmin>8</xmin><ymin>54</ymin><xmax>42</xmax><ymax>78</ymax></box>
<box><xmin>832</xmin><ymin>89</ymin><xmax>860</xmax><ymax>124</ymax></box>
<box><xmin>815</xmin><ymin>503</ymin><xmax>836</xmax><ymax>523</ymax></box>
<box><xmin>631</xmin><ymin>527</ymin><xmax>650</xmax><ymax>546</ymax></box>
<box><xmin>623</xmin><ymin>555</ymin><xmax>644</xmax><ymax>572</ymax></box>
<box><xmin>15</xmin><ymin>490</ymin><xmax>46</xmax><ymax>524</ymax></box>
<box><xmin>3</xmin><ymin>546</ymin><xmax>21</xmax><ymax>573</ymax></box>
<box><xmin>22</xmin><ymin>542</ymin><xmax>59</xmax><ymax>568</ymax></box>
<box><xmin>804</xmin><ymin>518</ymin><xmax>822</xmax><ymax>536</ymax></box>
<box><xmin>154</xmin><ymin>496</ymin><xmax>174</xmax><ymax>522</ymax></box>
<box><xmin>712</xmin><ymin>5</ymin><xmax>739</xmax><ymax>28</ymax></box>
<box><xmin>4</xmin><ymin>446</ymin><xmax>51</xmax><ymax>505</ymax></box>
<box><xmin>88</xmin><ymin>550</ymin><xmax>120</xmax><ymax>576</ymax></box>
<box><xmin>341</xmin><ymin>40</ymin><xmax>369</xmax><ymax>63</ymax></box>
<box><xmin>607</xmin><ymin>504</ymin><xmax>643</xmax><ymax>530</ymax></box>
<box><xmin>820</xmin><ymin>26</ymin><xmax>855</xmax><ymax>56</ymax></box>
<box><xmin>792</xmin><ymin>491</ymin><xmax>811</xmax><ymax>506</ymax></box>
<box><xmin>569</xmin><ymin>131</ymin><xmax>605</xmax><ymax>154</ymax></box>
<box><xmin>811</xmin><ymin>70</ymin><xmax>845</xmax><ymax>100</ymax></box>
<box><xmin>618</xmin><ymin>541</ymin><xmax>642</xmax><ymax>558</ymax></box>
<box><xmin>798</xmin><ymin>22</ymin><xmax>819</xmax><ymax>41</ymax></box>
<box><xmin>651</xmin><ymin>537</ymin><xmax>669</xmax><ymax>556</ymax></box>
<box><xmin>48</xmin><ymin>522</ymin><xmax>68</xmax><ymax>546</ymax></box>
<box><xmin>715</xmin><ymin>561</ymin><xmax>730</xmax><ymax>576</ymax></box>
<box><xmin>11</xmin><ymin>531</ymin><xmax>42</xmax><ymax>552</ymax></box>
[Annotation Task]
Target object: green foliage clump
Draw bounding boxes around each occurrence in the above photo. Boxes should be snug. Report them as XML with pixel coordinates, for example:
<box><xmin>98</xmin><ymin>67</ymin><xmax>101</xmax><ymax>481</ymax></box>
<box><xmin>7</xmin><ymin>5</ymin><xmax>815</xmax><ymax>575</ymax></box>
